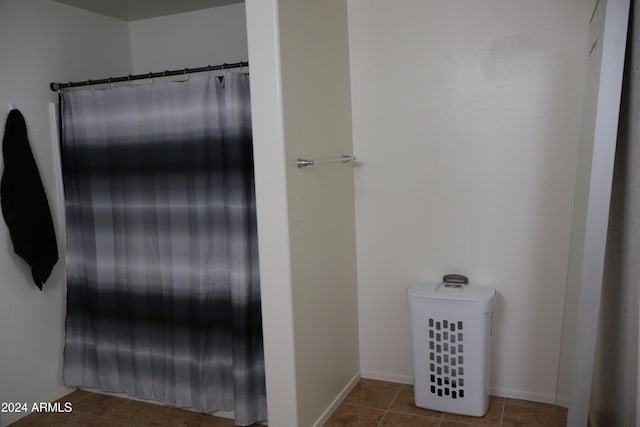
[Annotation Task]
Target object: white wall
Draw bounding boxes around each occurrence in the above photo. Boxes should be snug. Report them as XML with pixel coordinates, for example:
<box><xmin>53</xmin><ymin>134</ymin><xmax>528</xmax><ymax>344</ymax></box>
<box><xmin>556</xmin><ymin>0</ymin><xmax>606</xmax><ymax>406</ymax></box>
<box><xmin>590</xmin><ymin>0</ymin><xmax>639</xmax><ymax>424</ymax></box>
<box><xmin>277</xmin><ymin>1</ymin><xmax>360</xmax><ymax>425</ymax></box>
<box><xmin>558</xmin><ymin>0</ymin><xmax>630</xmax><ymax>423</ymax></box>
<box><xmin>245</xmin><ymin>1</ymin><xmax>299</xmax><ymax>424</ymax></box>
<box><xmin>0</xmin><ymin>1</ymin><xmax>132</xmax><ymax>426</ymax></box>
<box><xmin>129</xmin><ymin>3</ymin><xmax>248</xmax><ymax>74</ymax></box>
<box><xmin>348</xmin><ymin>0</ymin><xmax>590</xmax><ymax>402</ymax></box>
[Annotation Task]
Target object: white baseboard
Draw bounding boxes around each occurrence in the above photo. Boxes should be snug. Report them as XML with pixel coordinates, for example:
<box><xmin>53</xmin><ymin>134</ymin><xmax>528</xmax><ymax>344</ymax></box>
<box><xmin>360</xmin><ymin>370</ymin><xmax>413</xmax><ymax>385</ymax></box>
<box><xmin>555</xmin><ymin>395</ymin><xmax>570</xmax><ymax>408</ymax></box>
<box><xmin>359</xmin><ymin>371</ymin><xmax>564</xmax><ymax>407</ymax></box>
<box><xmin>489</xmin><ymin>386</ymin><xmax>557</xmax><ymax>405</ymax></box>
<box><xmin>312</xmin><ymin>372</ymin><xmax>361</xmax><ymax>427</ymax></box>
<box><xmin>0</xmin><ymin>386</ymin><xmax>73</xmax><ymax>427</ymax></box>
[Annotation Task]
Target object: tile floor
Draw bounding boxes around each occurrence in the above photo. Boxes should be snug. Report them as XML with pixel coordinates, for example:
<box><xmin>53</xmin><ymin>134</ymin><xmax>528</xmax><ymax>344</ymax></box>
<box><xmin>324</xmin><ymin>379</ymin><xmax>567</xmax><ymax>427</ymax></box>
<box><xmin>8</xmin><ymin>379</ymin><xmax>567</xmax><ymax>427</ymax></box>
<box><xmin>8</xmin><ymin>389</ymin><xmax>262</xmax><ymax>427</ymax></box>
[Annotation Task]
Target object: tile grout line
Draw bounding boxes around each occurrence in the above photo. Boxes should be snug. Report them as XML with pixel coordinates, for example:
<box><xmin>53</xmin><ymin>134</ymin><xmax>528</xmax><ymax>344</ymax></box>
<box><xmin>499</xmin><ymin>397</ymin><xmax>506</xmax><ymax>427</ymax></box>
<box><xmin>385</xmin><ymin>385</ymin><xmax>450</xmax><ymax>426</ymax></box>
<box><xmin>376</xmin><ymin>386</ymin><xmax>404</xmax><ymax>427</ymax></box>
<box><xmin>339</xmin><ymin>401</ymin><xmax>388</xmax><ymax>411</ymax></box>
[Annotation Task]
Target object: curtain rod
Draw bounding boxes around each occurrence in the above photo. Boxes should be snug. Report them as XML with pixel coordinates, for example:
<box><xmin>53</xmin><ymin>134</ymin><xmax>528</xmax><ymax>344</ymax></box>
<box><xmin>49</xmin><ymin>61</ymin><xmax>249</xmax><ymax>92</ymax></box>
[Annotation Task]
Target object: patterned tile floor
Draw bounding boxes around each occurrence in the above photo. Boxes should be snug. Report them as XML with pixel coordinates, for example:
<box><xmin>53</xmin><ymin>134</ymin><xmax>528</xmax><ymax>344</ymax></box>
<box><xmin>325</xmin><ymin>379</ymin><xmax>568</xmax><ymax>427</ymax></box>
<box><xmin>8</xmin><ymin>379</ymin><xmax>567</xmax><ymax>426</ymax></box>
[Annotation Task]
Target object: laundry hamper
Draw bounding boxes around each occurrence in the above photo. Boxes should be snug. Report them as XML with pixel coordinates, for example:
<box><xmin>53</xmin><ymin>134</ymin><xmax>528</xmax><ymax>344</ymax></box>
<box><xmin>407</xmin><ymin>276</ymin><xmax>496</xmax><ymax>416</ymax></box>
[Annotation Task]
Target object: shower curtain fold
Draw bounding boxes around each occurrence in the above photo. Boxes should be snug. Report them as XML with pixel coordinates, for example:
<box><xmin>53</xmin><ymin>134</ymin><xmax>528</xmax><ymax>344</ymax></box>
<box><xmin>60</xmin><ymin>73</ymin><xmax>266</xmax><ymax>426</ymax></box>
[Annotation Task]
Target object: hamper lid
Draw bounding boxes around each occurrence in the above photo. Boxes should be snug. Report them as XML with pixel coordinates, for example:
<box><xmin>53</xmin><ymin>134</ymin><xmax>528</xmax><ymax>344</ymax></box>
<box><xmin>407</xmin><ymin>282</ymin><xmax>496</xmax><ymax>303</ymax></box>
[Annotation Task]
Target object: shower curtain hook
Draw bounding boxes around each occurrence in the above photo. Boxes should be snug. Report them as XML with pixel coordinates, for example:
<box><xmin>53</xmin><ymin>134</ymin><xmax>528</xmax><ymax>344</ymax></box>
<box><xmin>184</xmin><ymin>68</ymin><xmax>189</xmax><ymax>81</ymax></box>
<box><xmin>109</xmin><ymin>77</ymin><xmax>113</xmax><ymax>90</ymax></box>
<box><xmin>207</xmin><ymin>65</ymin><xmax>212</xmax><ymax>80</ymax></box>
<box><xmin>148</xmin><ymin>72</ymin><xmax>153</xmax><ymax>85</ymax></box>
<box><xmin>128</xmin><ymin>75</ymin><xmax>133</xmax><ymax>87</ymax></box>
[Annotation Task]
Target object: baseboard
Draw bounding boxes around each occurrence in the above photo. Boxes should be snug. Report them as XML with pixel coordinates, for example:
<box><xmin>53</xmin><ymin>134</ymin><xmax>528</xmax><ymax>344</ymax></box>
<box><xmin>555</xmin><ymin>395</ymin><xmax>570</xmax><ymax>408</ymax></box>
<box><xmin>360</xmin><ymin>370</ymin><xmax>413</xmax><ymax>385</ymax></box>
<box><xmin>311</xmin><ymin>372</ymin><xmax>361</xmax><ymax>427</ymax></box>
<box><xmin>489</xmin><ymin>386</ymin><xmax>557</xmax><ymax>405</ymax></box>
<box><xmin>359</xmin><ymin>371</ymin><xmax>562</xmax><ymax>406</ymax></box>
<box><xmin>0</xmin><ymin>385</ymin><xmax>73</xmax><ymax>427</ymax></box>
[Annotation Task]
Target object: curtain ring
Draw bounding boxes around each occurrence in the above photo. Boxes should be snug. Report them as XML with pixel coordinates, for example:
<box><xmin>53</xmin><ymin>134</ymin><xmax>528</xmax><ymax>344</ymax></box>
<box><xmin>128</xmin><ymin>75</ymin><xmax>133</xmax><ymax>86</ymax></box>
<box><xmin>148</xmin><ymin>72</ymin><xmax>153</xmax><ymax>84</ymax></box>
<box><xmin>109</xmin><ymin>77</ymin><xmax>113</xmax><ymax>90</ymax></box>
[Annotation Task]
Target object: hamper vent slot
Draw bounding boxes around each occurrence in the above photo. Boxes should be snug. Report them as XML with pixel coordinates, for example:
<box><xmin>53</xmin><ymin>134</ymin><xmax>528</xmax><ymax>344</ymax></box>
<box><xmin>427</xmin><ymin>317</ymin><xmax>465</xmax><ymax>400</ymax></box>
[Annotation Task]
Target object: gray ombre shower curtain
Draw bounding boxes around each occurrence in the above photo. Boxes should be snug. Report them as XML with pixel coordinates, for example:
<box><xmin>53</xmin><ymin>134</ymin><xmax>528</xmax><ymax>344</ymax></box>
<box><xmin>60</xmin><ymin>73</ymin><xmax>266</xmax><ymax>426</ymax></box>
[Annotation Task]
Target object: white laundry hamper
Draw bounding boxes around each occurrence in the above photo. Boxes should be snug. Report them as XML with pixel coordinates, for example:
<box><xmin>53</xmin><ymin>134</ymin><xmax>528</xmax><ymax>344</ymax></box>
<box><xmin>407</xmin><ymin>276</ymin><xmax>496</xmax><ymax>417</ymax></box>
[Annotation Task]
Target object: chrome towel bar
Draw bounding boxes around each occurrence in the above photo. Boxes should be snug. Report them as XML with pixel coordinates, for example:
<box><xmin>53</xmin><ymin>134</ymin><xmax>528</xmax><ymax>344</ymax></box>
<box><xmin>296</xmin><ymin>155</ymin><xmax>356</xmax><ymax>168</ymax></box>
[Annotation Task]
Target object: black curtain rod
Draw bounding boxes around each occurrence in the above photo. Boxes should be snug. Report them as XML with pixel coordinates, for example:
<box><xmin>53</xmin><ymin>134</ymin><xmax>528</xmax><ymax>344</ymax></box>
<box><xmin>50</xmin><ymin>61</ymin><xmax>249</xmax><ymax>92</ymax></box>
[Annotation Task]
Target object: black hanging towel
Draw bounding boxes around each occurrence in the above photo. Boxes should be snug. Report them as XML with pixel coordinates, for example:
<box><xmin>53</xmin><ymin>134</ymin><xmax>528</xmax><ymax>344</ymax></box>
<box><xmin>1</xmin><ymin>109</ymin><xmax>58</xmax><ymax>289</ymax></box>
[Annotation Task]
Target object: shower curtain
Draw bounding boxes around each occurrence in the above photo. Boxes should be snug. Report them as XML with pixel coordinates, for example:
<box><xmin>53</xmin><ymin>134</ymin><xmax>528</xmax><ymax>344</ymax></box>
<box><xmin>60</xmin><ymin>73</ymin><xmax>266</xmax><ymax>426</ymax></box>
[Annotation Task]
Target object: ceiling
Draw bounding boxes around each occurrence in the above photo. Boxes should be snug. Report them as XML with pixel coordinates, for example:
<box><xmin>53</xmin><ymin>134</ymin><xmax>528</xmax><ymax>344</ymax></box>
<box><xmin>51</xmin><ymin>0</ymin><xmax>243</xmax><ymax>21</ymax></box>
